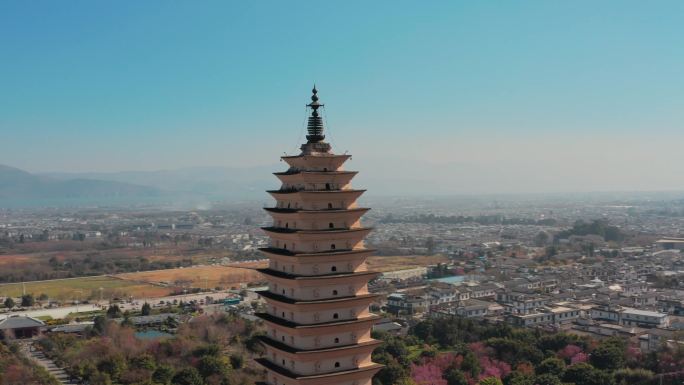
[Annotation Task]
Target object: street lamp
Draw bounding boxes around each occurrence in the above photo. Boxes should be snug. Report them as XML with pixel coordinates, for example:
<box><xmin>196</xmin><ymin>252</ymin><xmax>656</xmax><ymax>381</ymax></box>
<box><xmin>73</xmin><ymin>290</ymin><xmax>83</xmax><ymax>314</ymax></box>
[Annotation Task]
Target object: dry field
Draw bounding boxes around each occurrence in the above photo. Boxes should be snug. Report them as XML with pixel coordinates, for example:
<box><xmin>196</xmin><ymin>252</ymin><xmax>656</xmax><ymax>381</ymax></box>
<box><xmin>115</xmin><ymin>264</ymin><xmax>266</xmax><ymax>291</ymax></box>
<box><xmin>0</xmin><ymin>254</ymin><xmax>448</xmax><ymax>300</ymax></box>
<box><xmin>0</xmin><ymin>276</ymin><xmax>170</xmax><ymax>301</ymax></box>
<box><xmin>365</xmin><ymin>254</ymin><xmax>450</xmax><ymax>272</ymax></box>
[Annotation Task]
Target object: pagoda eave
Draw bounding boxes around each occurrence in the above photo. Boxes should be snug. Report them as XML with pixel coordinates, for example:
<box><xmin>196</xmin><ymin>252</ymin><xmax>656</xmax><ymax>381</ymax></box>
<box><xmin>261</xmin><ymin>227</ymin><xmax>372</xmax><ymax>235</ymax></box>
<box><xmin>259</xmin><ymin>247</ymin><xmax>376</xmax><ymax>258</ymax></box>
<box><xmin>258</xmin><ymin>291</ymin><xmax>380</xmax><ymax>311</ymax></box>
<box><xmin>258</xmin><ymin>335</ymin><xmax>382</xmax><ymax>357</ymax></box>
<box><xmin>263</xmin><ymin>207</ymin><xmax>370</xmax><ymax>215</ymax></box>
<box><xmin>255</xmin><ymin>359</ymin><xmax>383</xmax><ymax>385</ymax></box>
<box><xmin>267</xmin><ymin>190</ymin><xmax>366</xmax><ymax>200</ymax></box>
<box><xmin>255</xmin><ymin>312</ymin><xmax>381</xmax><ymax>331</ymax></box>
<box><xmin>257</xmin><ymin>268</ymin><xmax>380</xmax><ymax>286</ymax></box>
<box><xmin>273</xmin><ymin>170</ymin><xmax>358</xmax><ymax>177</ymax></box>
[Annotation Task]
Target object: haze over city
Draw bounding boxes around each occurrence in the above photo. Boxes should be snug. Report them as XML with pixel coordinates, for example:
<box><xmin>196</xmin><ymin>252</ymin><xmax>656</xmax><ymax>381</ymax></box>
<box><xmin>2</xmin><ymin>1</ymin><xmax>684</xmax><ymax>195</ymax></box>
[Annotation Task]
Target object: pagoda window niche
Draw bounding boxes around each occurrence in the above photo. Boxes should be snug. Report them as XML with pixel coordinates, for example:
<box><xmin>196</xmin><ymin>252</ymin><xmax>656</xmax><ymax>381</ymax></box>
<box><xmin>329</xmin><ymin>222</ymin><xmax>334</xmax><ymax>228</ymax></box>
<box><xmin>331</xmin><ymin>244</ymin><xmax>336</xmax><ymax>250</ymax></box>
<box><xmin>331</xmin><ymin>266</ymin><xmax>337</xmax><ymax>272</ymax></box>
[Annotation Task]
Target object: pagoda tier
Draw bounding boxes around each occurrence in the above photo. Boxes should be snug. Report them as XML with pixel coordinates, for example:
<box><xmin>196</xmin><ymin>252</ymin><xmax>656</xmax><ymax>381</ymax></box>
<box><xmin>258</xmin><ymin>336</ymin><xmax>382</xmax><ymax>376</ymax></box>
<box><xmin>256</xmin><ymin>359</ymin><xmax>382</xmax><ymax>385</ymax></box>
<box><xmin>264</xmin><ymin>208</ymin><xmax>370</xmax><ymax>231</ymax></box>
<box><xmin>259</xmin><ymin>268</ymin><xmax>379</xmax><ymax>301</ymax></box>
<box><xmin>259</xmin><ymin>248</ymin><xmax>375</xmax><ymax>277</ymax></box>
<box><xmin>256</xmin><ymin>87</ymin><xmax>381</xmax><ymax>385</ymax></box>
<box><xmin>274</xmin><ymin>171</ymin><xmax>358</xmax><ymax>191</ymax></box>
<box><xmin>268</xmin><ymin>189</ymin><xmax>366</xmax><ymax>211</ymax></box>
<box><xmin>281</xmin><ymin>154</ymin><xmax>351</xmax><ymax>171</ymax></box>
<box><xmin>262</xmin><ymin>227</ymin><xmax>371</xmax><ymax>254</ymax></box>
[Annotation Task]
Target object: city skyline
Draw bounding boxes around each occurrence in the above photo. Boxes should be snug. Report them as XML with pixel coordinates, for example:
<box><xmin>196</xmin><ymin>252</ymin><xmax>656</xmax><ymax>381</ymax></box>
<box><xmin>2</xmin><ymin>1</ymin><xmax>684</xmax><ymax>194</ymax></box>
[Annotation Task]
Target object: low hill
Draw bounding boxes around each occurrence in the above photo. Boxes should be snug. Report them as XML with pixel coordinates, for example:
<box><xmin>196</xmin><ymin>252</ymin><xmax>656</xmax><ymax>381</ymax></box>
<box><xmin>0</xmin><ymin>164</ymin><xmax>161</xmax><ymax>207</ymax></box>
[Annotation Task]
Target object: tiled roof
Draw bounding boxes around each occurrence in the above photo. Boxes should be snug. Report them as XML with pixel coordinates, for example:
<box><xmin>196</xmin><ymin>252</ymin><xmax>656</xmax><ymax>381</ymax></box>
<box><xmin>0</xmin><ymin>316</ymin><xmax>45</xmax><ymax>330</ymax></box>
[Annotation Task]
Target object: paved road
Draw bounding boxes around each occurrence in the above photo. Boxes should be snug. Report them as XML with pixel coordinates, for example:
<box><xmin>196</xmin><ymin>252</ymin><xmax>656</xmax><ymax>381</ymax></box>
<box><xmin>0</xmin><ymin>290</ymin><xmax>241</xmax><ymax>321</ymax></box>
<box><xmin>0</xmin><ymin>304</ymin><xmax>101</xmax><ymax>321</ymax></box>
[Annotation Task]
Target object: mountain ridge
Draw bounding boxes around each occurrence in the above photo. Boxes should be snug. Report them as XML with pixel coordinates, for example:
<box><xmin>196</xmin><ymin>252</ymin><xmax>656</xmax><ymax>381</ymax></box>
<box><xmin>0</xmin><ymin>164</ymin><xmax>162</xmax><ymax>207</ymax></box>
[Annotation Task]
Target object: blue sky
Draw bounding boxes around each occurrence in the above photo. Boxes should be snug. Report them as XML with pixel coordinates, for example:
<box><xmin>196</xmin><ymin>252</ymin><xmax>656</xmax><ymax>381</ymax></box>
<box><xmin>1</xmin><ymin>1</ymin><xmax>683</xmax><ymax>192</ymax></box>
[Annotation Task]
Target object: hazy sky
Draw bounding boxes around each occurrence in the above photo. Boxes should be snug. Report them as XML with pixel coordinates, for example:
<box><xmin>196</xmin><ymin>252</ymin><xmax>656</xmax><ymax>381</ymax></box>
<box><xmin>1</xmin><ymin>1</ymin><xmax>683</xmax><ymax>193</ymax></box>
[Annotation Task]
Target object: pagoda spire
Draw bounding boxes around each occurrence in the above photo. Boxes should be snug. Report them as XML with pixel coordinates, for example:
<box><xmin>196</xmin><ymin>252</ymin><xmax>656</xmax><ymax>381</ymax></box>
<box><xmin>305</xmin><ymin>85</ymin><xmax>325</xmax><ymax>143</ymax></box>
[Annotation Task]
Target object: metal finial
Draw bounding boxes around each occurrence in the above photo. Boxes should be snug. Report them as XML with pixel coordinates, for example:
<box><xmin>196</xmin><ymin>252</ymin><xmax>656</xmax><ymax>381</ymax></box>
<box><xmin>305</xmin><ymin>85</ymin><xmax>325</xmax><ymax>143</ymax></box>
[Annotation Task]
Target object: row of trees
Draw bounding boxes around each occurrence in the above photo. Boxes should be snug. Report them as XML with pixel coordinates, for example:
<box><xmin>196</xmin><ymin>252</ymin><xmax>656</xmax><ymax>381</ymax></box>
<box><xmin>2</xmin><ymin>294</ymin><xmax>39</xmax><ymax>309</ymax></box>
<box><xmin>371</xmin><ymin>316</ymin><xmax>684</xmax><ymax>385</ymax></box>
<box><xmin>37</xmin><ymin>313</ymin><xmax>264</xmax><ymax>385</ymax></box>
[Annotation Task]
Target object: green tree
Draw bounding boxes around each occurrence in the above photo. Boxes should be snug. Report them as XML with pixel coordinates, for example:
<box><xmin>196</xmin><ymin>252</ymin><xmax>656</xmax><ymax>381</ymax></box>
<box><xmin>3</xmin><ymin>297</ymin><xmax>15</xmax><ymax>309</ymax></box>
<box><xmin>141</xmin><ymin>302</ymin><xmax>152</xmax><ymax>316</ymax></box>
<box><xmin>97</xmin><ymin>354</ymin><xmax>127</xmax><ymax>382</ymax></box>
<box><xmin>590</xmin><ymin>339</ymin><xmax>625</xmax><ymax>371</ymax></box>
<box><xmin>197</xmin><ymin>355</ymin><xmax>231</xmax><ymax>379</ymax></box>
<box><xmin>92</xmin><ymin>315</ymin><xmax>106</xmax><ymax>335</ymax></box>
<box><xmin>21</xmin><ymin>294</ymin><xmax>35</xmax><ymax>307</ymax></box>
<box><xmin>563</xmin><ymin>363</ymin><xmax>614</xmax><ymax>385</ymax></box>
<box><xmin>130</xmin><ymin>353</ymin><xmax>156</xmax><ymax>371</ymax></box>
<box><xmin>504</xmin><ymin>372</ymin><xmax>534</xmax><ymax>385</ymax></box>
<box><xmin>613</xmin><ymin>368</ymin><xmax>654</xmax><ymax>385</ymax></box>
<box><xmin>171</xmin><ymin>367</ymin><xmax>205</xmax><ymax>385</ymax></box>
<box><xmin>106</xmin><ymin>304</ymin><xmax>122</xmax><ymax>319</ymax></box>
<box><xmin>152</xmin><ymin>365</ymin><xmax>175</xmax><ymax>385</ymax></box>
<box><xmin>533</xmin><ymin>373</ymin><xmax>561</xmax><ymax>385</ymax></box>
<box><xmin>373</xmin><ymin>353</ymin><xmax>410</xmax><ymax>385</ymax></box>
<box><xmin>479</xmin><ymin>378</ymin><xmax>503</xmax><ymax>385</ymax></box>
<box><xmin>536</xmin><ymin>357</ymin><xmax>565</xmax><ymax>378</ymax></box>
<box><xmin>462</xmin><ymin>351</ymin><xmax>480</xmax><ymax>379</ymax></box>
<box><xmin>89</xmin><ymin>372</ymin><xmax>112</xmax><ymax>385</ymax></box>
<box><xmin>445</xmin><ymin>368</ymin><xmax>468</xmax><ymax>385</ymax></box>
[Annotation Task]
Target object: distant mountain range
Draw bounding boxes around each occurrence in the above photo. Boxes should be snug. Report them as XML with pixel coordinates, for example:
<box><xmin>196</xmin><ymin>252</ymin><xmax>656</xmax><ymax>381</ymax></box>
<box><xmin>4</xmin><ymin>162</ymin><xmax>683</xmax><ymax>209</ymax></box>
<box><xmin>0</xmin><ymin>165</ymin><xmax>164</xmax><ymax>207</ymax></box>
<box><xmin>0</xmin><ymin>164</ymin><xmax>290</xmax><ymax>208</ymax></box>
<box><xmin>41</xmin><ymin>165</ymin><xmax>277</xmax><ymax>201</ymax></box>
